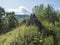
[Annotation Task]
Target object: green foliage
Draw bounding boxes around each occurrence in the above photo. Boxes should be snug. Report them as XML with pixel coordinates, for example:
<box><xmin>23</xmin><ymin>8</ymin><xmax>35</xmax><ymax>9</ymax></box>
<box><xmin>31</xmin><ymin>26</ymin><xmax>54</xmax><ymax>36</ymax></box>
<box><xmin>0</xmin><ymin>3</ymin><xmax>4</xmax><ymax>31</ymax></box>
<box><xmin>0</xmin><ymin>25</ymin><xmax>55</xmax><ymax>45</ymax></box>
<box><xmin>0</xmin><ymin>7</ymin><xmax>9</xmax><ymax>33</ymax></box>
<box><xmin>6</xmin><ymin>12</ymin><xmax>18</xmax><ymax>28</ymax></box>
<box><xmin>33</xmin><ymin>4</ymin><xmax>59</xmax><ymax>26</ymax></box>
<box><xmin>0</xmin><ymin>7</ymin><xmax>19</xmax><ymax>34</ymax></box>
<box><xmin>0</xmin><ymin>4</ymin><xmax>60</xmax><ymax>45</ymax></box>
<box><xmin>0</xmin><ymin>17</ymin><xmax>9</xmax><ymax>32</ymax></box>
<box><xmin>0</xmin><ymin>7</ymin><xmax>5</xmax><ymax>17</ymax></box>
<box><xmin>32</xmin><ymin>4</ymin><xmax>60</xmax><ymax>45</ymax></box>
<box><xmin>32</xmin><ymin>4</ymin><xmax>44</xmax><ymax>21</ymax></box>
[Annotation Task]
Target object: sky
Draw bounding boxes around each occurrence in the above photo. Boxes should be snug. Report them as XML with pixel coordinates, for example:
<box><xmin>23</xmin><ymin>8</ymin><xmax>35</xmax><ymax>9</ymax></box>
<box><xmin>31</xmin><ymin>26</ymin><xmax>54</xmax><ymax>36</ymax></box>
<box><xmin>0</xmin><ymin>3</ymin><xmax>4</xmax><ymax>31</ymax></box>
<box><xmin>0</xmin><ymin>0</ymin><xmax>60</xmax><ymax>14</ymax></box>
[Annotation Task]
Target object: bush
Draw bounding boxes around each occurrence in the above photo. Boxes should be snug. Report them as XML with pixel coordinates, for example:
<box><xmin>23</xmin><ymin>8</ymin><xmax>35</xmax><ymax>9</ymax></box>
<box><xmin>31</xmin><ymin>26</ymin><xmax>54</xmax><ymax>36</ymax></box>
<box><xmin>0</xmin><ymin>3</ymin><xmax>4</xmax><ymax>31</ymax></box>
<box><xmin>1</xmin><ymin>25</ymin><xmax>54</xmax><ymax>45</ymax></box>
<box><xmin>0</xmin><ymin>16</ymin><xmax>9</xmax><ymax>33</ymax></box>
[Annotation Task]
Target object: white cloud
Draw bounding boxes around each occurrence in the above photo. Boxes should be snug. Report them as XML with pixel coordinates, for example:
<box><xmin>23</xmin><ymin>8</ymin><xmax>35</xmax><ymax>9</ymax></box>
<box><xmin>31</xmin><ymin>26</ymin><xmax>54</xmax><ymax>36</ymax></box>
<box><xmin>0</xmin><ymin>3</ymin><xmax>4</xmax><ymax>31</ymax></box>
<box><xmin>57</xmin><ymin>8</ymin><xmax>60</xmax><ymax>10</ymax></box>
<box><xmin>6</xmin><ymin>6</ymin><xmax>31</xmax><ymax>15</ymax></box>
<box><xmin>55</xmin><ymin>8</ymin><xmax>60</xmax><ymax>11</ymax></box>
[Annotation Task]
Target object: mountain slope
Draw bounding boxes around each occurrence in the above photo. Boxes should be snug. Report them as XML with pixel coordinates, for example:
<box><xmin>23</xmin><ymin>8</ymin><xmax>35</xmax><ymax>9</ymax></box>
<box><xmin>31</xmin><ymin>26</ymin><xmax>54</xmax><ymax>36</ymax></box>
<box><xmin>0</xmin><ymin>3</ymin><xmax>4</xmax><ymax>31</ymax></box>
<box><xmin>16</xmin><ymin>14</ymin><xmax>29</xmax><ymax>19</ymax></box>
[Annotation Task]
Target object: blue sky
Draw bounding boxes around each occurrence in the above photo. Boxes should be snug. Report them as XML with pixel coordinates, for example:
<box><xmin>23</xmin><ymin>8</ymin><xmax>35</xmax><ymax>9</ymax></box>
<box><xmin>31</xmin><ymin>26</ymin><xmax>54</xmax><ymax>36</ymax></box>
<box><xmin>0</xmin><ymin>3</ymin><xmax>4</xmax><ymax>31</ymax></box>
<box><xmin>0</xmin><ymin>0</ymin><xmax>60</xmax><ymax>14</ymax></box>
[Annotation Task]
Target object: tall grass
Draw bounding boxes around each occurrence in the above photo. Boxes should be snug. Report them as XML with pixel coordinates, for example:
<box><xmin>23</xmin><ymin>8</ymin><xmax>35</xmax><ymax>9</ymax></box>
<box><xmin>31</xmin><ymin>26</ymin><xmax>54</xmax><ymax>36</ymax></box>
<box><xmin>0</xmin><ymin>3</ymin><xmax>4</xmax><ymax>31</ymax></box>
<box><xmin>0</xmin><ymin>25</ymin><xmax>57</xmax><ymax>45</ymax></box>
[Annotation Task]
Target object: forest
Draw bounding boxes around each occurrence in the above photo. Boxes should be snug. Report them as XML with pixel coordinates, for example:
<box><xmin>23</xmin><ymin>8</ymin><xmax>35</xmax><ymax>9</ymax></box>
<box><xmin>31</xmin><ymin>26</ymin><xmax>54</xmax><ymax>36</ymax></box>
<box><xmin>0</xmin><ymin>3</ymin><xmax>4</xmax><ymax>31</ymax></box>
<box><xmin>0</xmin><ymin>4</ymin><xmax>60</xmax><ymax>45</ymax></box>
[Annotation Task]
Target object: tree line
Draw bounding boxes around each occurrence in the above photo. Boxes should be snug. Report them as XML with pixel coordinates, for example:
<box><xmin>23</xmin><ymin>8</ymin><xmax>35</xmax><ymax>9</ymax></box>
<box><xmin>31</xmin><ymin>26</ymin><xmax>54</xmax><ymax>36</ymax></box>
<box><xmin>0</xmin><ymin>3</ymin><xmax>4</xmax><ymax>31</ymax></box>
<box><xmin>0</xmin><ymin>7</ymin><xmax>19</xmax><ymax>34</ymax></box>
<box><xmin>32</xmin><ymin>4</ymin><xmax>60</xmax><ymax>27</ymax></box>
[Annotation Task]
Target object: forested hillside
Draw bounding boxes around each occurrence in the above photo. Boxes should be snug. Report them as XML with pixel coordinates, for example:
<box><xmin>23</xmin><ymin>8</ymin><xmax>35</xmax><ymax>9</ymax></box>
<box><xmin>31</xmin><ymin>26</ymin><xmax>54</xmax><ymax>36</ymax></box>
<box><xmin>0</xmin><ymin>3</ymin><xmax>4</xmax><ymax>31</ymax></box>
<box><xmin>0</xmin><ymin>4</ymin><xmax>60</xmax><ymax>45</ymax></box>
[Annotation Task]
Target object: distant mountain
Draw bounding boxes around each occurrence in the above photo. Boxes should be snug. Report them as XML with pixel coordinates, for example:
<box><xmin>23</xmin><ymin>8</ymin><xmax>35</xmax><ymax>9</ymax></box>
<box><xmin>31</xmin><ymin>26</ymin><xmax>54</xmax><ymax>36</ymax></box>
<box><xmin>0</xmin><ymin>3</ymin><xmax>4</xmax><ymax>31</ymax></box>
<box><xmin>16</xmin><ymin>14</ymin><xmax>29</xmax><ymax>19</ymax></box>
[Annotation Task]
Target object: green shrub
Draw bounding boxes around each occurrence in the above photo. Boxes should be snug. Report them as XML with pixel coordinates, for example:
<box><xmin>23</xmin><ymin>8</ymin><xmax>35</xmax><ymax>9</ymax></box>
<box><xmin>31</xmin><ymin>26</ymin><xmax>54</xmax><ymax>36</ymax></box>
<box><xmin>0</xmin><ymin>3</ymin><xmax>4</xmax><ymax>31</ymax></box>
<box><xmin>0</xmin><ymin>25</ymin><xmax>54</xmax><ymax>45</ymax></box>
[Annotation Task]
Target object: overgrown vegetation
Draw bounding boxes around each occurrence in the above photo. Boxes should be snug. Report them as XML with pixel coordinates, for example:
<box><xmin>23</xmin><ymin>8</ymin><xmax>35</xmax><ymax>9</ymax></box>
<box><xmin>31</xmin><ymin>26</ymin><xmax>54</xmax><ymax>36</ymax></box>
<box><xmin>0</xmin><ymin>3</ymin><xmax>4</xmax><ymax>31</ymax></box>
<box><xmin>0</xmin><ymin>25</ymin><xmax>54</xmax><ymax>45</ymax></box>
<box><xmin>0</xmin><ymin>7</ymin><xmax>19</xmax><ymax>34</ymax></box>
<box><xmin>0</xmin><ymin>4</ymin><xmax>60</xmax><ymax>45</ymax></box>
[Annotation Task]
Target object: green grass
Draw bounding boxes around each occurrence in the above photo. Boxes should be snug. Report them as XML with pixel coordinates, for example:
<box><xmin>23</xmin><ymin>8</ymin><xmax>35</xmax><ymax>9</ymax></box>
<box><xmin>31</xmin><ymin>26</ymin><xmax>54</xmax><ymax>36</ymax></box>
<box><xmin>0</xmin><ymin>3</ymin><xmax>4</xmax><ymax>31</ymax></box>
<box><xmin>0</xmin><ymin>25</ymin><xmax>60</xmax><ymax>45</ymax></box>
<box><xmin>0</xmin><ymin>25</ymin><xmax>39</xmax><ymax>45</ymax></box>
